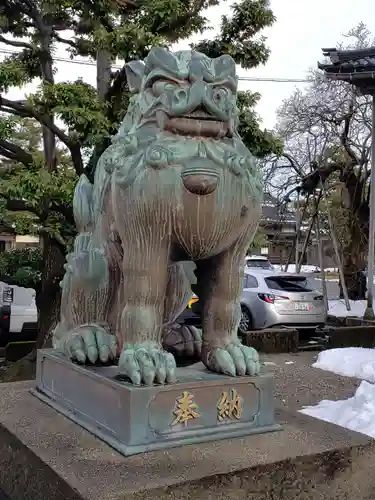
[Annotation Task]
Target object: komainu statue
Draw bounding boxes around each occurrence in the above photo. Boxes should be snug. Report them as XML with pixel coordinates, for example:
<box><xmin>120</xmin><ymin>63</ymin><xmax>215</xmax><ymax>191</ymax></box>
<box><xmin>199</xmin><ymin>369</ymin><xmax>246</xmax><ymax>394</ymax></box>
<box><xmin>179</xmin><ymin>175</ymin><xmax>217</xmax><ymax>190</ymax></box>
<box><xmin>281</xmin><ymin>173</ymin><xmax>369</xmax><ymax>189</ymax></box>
<box><xmin>53</xmin><ymin>47</ymin><xmax>263</xmax><ymax>385</ymax></box>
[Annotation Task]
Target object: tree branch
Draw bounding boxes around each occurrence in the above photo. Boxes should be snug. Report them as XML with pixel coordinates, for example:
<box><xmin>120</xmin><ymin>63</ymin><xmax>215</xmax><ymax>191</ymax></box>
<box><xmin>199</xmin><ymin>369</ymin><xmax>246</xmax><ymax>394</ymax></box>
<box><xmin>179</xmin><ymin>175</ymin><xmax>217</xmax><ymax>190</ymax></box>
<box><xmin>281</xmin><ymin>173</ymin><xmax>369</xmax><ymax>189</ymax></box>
<box><xmin>0</xmin><ymin>35</ymin><xmax>33</xmax><ymax>49</ymax></box>
<box><xmin>0</xmin><ymin>138</ymin><xmax>34</xmax><ymax>167</ymax></box>
<box><xmin>52</xmin><ymin>33</ymin><xmax>78</xmax><ymax>49</ymax></box>
<box><xmin>282</xmin><ymin>152</ymin><xmax>304</xmax><ymax>177</ymax></box>
<box><xmin>340</xmin><ymin>100</ymin><xmax>360</xmax><ymax>165</ymax></box>
<box><xmin>18</xmin><ymin>0</ymin><xmax>45</xmax><ymax>32</ymax></box>
<box><xmin>50</xmin><ymin>202</ymin><xmax>75</xmax><ymax>226</ymax></box>
<box><xmin>0</xmin><ymin>96</ymin><xmax>84</xmax><ymax>175</ymax></box>
<box><xmin>4</xmin><ymin>198</ymin><xmax>41</xmax><ymax>218</ymax></box>
<box><xmin>115</xmin><ymin>0</ymin><xmax>138</xmax><ymax>7</ymax></box>
<box><xmin>299</xmin><ymin>159</ymin><xmax>356</xmax><ymax>195</ymax></box>
<box><xmin>1</xmin><ymin>97</ymin><xmax>67</xmax><ymax>142</ymax></box>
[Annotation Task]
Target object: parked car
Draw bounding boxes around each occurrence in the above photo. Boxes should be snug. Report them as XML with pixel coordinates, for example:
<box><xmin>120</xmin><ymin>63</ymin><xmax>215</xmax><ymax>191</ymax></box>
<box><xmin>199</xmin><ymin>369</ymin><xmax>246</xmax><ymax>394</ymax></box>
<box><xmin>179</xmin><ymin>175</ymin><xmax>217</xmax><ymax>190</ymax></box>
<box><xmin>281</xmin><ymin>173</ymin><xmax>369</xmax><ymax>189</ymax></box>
<box><xmin>183</xmin><ymin>268</ymin><xmax>327</xmax><ymax>333</ymax></box>
<box><xmin>239</xmin><ymin>269</ymin><xmax>327</xmax><ymax>333</ymax></box>
<box><xmin>0</xmin><ymin>282</ymin><xmax>37</xmax><ymax>349</ymax></box>
<box><xmin>245</xmin><ymin>255</ymin><xmax>274</xmax><ymax>270</ymax></box>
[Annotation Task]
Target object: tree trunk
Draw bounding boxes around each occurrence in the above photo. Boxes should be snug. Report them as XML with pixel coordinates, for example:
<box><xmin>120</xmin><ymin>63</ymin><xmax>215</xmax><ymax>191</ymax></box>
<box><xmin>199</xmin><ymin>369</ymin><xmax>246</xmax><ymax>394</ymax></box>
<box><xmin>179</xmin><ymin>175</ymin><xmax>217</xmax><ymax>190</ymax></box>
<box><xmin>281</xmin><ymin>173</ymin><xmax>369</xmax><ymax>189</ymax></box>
<box><xmin>336</xmin><ymin>174</ymin><xmax>369</xmax><ymax>300</ymax></box>
<box><xmin>339</xmin><ymin>259</ymin><xmax>366</xmax><ymax>300</ymax></box>
<box><xmin>35</xmin><ymin>236</ymin><xmax>66</xmax><ymax>348</ymax></box>
<box><xmin>339</xmin><ymin>219</ymin><xmax>367</xmax><ymax>300</ymax></box>
<box><xmin>0</xmin><ymin>11</ymin><xmax>68</xmax><ymax>382</ymax></box>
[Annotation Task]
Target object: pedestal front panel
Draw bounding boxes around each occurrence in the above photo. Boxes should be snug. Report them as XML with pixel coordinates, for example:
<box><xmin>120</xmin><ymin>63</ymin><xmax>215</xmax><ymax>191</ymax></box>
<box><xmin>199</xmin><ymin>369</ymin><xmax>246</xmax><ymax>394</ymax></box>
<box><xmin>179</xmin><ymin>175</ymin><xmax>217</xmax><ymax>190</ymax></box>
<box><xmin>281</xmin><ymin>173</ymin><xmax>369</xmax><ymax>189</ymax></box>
<box><xmin>32</xmin><ymin>349</ymin><xmax>280</xmax><ymax>456</ymax></box>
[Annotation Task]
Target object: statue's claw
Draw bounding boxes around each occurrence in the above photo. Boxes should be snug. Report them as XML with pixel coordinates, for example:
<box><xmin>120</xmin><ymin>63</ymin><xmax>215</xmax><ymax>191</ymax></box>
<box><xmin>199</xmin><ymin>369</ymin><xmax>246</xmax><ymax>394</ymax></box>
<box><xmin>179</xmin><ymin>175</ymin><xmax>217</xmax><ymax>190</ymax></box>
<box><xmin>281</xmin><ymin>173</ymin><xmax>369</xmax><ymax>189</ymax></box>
<box><xmin>163</xmin><ymin>324</ymin><xmax>202</xmax><ymax>366</ymax></box>
<box><xmin>118</xmin><ymin>343</ymin><xmax>177</xmax><ymax>385</ymax></box>
<box><xmin>65</xmin><ymin>325</ymin><xmax>117</xmax><ymax>364</ymax></box>
<box><xmin>202</xmin><ymin>341</ymin><xmax>260</xmax><ymax>377</ymax></box>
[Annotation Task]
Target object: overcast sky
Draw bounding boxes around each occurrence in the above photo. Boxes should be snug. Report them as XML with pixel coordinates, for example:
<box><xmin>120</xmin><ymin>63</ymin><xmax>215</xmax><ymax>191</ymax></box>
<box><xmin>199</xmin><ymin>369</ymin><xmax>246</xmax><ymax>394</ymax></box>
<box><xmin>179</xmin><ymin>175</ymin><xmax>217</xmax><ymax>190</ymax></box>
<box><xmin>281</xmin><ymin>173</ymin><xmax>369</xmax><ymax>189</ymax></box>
<box><xmin>2</xmin><ymin>0</ymin><xmax>375</xmax><ymax>130</ymax></box>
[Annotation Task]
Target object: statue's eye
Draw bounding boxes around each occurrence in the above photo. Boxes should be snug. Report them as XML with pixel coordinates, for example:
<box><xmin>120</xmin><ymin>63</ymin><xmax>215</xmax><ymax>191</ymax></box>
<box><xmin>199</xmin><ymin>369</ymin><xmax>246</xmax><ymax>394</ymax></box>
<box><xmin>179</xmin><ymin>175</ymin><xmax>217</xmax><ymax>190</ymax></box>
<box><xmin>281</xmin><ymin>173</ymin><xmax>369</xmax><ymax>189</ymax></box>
<box><xmin>212</xmin><ymin>87</ymin><xmax>230</xmax><ymax>102</ymax></box>
<box><xmin>152</xmin><ymin>80</ymin><xmax>179</xmax><ymax>96</ymax></box>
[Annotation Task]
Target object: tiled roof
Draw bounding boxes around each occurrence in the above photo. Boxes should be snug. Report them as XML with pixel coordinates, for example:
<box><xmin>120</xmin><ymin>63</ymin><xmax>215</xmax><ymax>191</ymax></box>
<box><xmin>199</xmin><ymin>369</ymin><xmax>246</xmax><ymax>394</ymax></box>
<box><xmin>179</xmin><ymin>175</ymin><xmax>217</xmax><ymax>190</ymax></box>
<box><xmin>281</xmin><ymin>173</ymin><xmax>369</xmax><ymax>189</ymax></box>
<box><xmin>318</xmin><ymin>47</ymin><xmax>375</xmax><ymax>95</ymax></box>
<box><xmin>318</xmin><ymin>47</ymin><xmax>375</xmax><ymax>74</ymax></box>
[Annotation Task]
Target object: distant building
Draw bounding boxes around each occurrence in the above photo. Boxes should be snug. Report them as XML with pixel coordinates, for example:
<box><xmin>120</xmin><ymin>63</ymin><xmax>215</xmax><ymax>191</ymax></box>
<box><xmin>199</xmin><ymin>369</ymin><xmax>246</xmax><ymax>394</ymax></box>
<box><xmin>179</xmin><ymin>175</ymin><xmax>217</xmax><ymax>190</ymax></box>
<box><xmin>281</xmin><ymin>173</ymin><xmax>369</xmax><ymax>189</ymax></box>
<box><xmin>0</xmin><ymin>228</ymin><xmax>40</xmax><ymax>252</ymax></box>
<box><xmin>253</xmin><ymin>194</ymin><xmax>297</xmax><ymax>264</ymax></box>
<box><xmin>253</xmin><ymin>194</ymin><xmax>336</xmax><ymax>268</ymax></box>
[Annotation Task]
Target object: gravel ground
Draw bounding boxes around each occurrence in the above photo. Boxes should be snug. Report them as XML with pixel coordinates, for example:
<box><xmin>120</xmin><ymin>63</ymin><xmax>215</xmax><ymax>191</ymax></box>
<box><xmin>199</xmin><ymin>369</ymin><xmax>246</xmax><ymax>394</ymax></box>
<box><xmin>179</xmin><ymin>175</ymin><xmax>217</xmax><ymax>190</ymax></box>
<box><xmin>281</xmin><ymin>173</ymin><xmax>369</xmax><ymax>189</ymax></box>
<box><xmin>263</xmin><ymin>351</ymin><xmax>360</xmax><ymax>411</ymax></box>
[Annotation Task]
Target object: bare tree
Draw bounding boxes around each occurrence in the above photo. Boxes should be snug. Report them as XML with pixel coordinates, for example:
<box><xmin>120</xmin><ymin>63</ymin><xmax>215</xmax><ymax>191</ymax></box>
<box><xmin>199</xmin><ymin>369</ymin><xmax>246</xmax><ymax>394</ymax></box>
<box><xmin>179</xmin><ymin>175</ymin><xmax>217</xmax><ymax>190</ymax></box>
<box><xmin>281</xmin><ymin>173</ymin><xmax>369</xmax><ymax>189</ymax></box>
<box><xmin>264</xmin><ymin>23</ymin><xmax>373</xmax><ymax>298</ymax></box>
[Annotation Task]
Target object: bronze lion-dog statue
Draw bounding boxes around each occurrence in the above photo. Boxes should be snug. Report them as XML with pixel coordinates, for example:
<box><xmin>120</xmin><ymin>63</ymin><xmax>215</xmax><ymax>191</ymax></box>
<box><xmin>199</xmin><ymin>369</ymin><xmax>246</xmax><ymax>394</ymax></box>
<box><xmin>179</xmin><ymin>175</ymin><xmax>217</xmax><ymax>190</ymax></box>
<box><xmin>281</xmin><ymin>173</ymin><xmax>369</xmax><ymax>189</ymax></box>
<box><xmin>53</xmin><ymin>47</ymin><xmax>263</xmax><ymax>385</ymax></box>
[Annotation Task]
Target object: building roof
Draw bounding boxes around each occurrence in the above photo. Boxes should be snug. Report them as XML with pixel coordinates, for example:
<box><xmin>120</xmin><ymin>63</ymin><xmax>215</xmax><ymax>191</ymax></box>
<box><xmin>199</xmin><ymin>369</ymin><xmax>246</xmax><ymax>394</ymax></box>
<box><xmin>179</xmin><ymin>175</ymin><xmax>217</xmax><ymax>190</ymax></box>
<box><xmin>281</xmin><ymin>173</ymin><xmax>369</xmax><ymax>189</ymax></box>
<box><xmin>318</xmin><ymin>47</ymin><xmax>375</xmax><ymax>94</ymax></box>
<box><xmin>261</xmin><ymin>193</ymin><xmax>296</xmax><ymax>224</ymax></box>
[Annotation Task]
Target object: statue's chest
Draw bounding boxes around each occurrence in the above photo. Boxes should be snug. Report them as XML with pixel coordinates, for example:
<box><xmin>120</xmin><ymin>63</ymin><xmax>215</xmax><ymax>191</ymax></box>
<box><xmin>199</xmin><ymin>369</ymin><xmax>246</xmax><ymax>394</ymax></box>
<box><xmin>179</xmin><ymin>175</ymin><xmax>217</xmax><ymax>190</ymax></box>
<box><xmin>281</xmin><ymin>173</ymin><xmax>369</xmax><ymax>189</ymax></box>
<box><xmin>171</xmin><ymin>182</ymin><xmax>260</xmax><ymax>259</ymax></box>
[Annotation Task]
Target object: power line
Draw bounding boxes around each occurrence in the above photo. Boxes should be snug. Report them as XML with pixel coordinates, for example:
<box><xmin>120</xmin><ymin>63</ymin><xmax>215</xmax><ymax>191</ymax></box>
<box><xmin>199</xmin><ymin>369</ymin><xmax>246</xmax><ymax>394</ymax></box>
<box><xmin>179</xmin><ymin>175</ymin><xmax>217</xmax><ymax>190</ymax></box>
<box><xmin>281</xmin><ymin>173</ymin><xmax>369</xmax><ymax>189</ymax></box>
<box><xmin>0</xmin><ymin>47</ymin><xmax>311</xmax><ymax>84</ymax></box>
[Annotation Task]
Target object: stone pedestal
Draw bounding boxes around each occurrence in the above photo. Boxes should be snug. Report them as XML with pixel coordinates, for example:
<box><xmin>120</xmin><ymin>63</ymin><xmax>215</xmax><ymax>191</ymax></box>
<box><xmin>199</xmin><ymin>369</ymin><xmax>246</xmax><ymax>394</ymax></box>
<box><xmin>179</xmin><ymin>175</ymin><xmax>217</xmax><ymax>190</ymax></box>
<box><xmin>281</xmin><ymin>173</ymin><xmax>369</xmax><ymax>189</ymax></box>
<box><xmin>0</xmin><ymin>381</ymin><xmax>374</xmax><ymax>500</ymax></box>
<box><xmin>32</xmin><ymin>349</ymin><xmax>279</xmax><ymax>456</ymax></box>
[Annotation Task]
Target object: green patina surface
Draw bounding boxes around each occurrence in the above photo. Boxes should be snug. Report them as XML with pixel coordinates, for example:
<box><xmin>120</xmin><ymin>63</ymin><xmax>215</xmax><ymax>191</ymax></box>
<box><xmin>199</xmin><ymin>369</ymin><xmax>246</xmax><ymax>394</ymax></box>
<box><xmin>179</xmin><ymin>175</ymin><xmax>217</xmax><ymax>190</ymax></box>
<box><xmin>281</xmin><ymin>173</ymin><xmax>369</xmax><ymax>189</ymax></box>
<box><xmin>53</xmin><ymin>47</ymin><xmax>263</xmax><ymax>386</ymax></box>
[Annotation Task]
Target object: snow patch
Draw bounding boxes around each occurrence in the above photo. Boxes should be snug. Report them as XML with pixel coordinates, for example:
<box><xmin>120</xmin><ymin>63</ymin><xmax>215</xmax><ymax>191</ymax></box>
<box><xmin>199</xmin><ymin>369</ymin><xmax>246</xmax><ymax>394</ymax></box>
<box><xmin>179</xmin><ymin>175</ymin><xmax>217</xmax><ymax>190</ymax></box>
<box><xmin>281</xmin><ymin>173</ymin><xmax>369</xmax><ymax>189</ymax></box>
<box><xmin>273</xmin><ymin>264</ymin><xmax>320</xmax><ymax>273</ymax></box>
<box><xmin>299</xmin><ymin>348</ymin><xmax>375</xmax><ymax>439</ymax></box>
<box><xmin>300</xmin><ymin>380</ymin><xmax>375</xmax><ymax>438</ymax></box>
<box><xmin>328</xmin><ymin>299</ymin><xmax>371</xmax><ymax>318</ymax></box>
<box><xmin>313</xmin><ymin>348</ymin><xmax>375</xmax><ymax>383</ymax></box>
<box><xmin>324</xmin><ymin>267</ymin><xmax>338</xmax><ymax>273</ymax></box>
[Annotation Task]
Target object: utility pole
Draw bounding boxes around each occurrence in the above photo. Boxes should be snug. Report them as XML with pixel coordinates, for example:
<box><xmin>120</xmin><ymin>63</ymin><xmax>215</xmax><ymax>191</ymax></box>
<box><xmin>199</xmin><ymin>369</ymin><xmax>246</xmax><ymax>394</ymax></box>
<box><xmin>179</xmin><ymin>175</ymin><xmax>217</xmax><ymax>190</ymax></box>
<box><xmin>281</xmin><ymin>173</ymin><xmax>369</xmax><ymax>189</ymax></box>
<box><xmin>318</xmin><ymin>47</ymin><xmax>375</xmax><ymax>318</ymax></box>
<box><xmin>295</xmin><ymin>188</ymin><xmax>301</xmax><ymax>274</ymax></box>
<box><xmin>364</xmin><ymin>98</ymin><xmax>375</xmax><ymax>319</ymax></box>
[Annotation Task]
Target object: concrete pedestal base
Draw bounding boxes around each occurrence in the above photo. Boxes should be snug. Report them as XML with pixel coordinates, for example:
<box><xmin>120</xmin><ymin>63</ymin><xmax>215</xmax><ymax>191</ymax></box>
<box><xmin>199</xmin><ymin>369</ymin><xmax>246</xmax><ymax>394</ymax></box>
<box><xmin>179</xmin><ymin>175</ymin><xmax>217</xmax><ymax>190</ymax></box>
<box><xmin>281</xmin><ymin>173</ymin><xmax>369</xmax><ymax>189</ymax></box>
<box><xmin>0</xmin><ymin>381</ymin><xmax>374</xmax><ymax>499</ymax></box>
<box><xmin>32</xmin><ymin>349</ymin><xmax>279</xmax><ymax>455</ymax></box>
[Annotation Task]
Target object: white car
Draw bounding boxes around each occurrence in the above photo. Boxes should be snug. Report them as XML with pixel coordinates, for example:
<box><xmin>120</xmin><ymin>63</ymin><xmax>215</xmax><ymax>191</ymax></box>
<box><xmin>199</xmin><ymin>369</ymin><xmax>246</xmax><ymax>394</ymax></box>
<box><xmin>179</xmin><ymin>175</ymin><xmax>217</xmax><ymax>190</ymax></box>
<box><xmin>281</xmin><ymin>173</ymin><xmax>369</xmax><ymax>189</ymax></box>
<box><xmin>0</xmin><ymin>282</ymin><xmax>37</xmax><ymax>348</ymax></box>
<box><xmin>245</xmin><ymin>255</ymin><xmax>274</xmax><ymax>270</ymax></box>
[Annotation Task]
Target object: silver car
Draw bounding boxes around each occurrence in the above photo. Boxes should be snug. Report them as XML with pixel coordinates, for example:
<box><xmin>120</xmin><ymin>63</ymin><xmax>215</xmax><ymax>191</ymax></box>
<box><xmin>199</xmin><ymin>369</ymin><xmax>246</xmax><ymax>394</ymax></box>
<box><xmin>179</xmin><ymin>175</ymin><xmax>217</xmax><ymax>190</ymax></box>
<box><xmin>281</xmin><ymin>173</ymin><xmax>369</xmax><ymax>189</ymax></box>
<box><xmin>239</xmin><ymin>269</ymin><xmax>327</xmax><ymax>333</ymax></box>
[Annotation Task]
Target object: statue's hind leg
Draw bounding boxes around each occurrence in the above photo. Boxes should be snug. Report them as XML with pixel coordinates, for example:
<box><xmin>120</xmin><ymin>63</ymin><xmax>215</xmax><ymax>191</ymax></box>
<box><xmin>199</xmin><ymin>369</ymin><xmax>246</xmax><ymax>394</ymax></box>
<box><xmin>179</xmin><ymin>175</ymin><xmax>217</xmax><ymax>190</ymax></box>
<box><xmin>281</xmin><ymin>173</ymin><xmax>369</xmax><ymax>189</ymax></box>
<box><xmin>162</xmin><ymin>261</ymin><xmax>202</xmax><ymax>365</ymax></box>
<box><xmin>197</xmin><ymin>230</ymin><xmax>260</xmax><ymax>377</ymax></box>
<box><xmin>54</xmin><ymin>216</ymin><xmax>121</xmax><ymax>365</ymax></box>
<box><xmin>115</xmin><ymin>231</ymin><xmax>177</xmax><ymax>385</ymax></box>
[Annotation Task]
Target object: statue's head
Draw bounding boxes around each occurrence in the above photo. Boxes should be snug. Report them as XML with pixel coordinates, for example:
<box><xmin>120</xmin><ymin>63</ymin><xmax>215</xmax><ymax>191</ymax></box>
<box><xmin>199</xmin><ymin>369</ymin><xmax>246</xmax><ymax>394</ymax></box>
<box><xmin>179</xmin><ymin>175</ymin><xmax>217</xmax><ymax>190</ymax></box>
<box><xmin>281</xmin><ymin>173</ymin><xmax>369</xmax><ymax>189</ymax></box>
<box><xmin>108</xmin><ymin>47</ymin><xmax>261</xmax><ymax>198</ymax></box>
<box><xmin>121</xmin><ymin>47</ymin><xmax>239</xmax><ymax>140</ymax></box>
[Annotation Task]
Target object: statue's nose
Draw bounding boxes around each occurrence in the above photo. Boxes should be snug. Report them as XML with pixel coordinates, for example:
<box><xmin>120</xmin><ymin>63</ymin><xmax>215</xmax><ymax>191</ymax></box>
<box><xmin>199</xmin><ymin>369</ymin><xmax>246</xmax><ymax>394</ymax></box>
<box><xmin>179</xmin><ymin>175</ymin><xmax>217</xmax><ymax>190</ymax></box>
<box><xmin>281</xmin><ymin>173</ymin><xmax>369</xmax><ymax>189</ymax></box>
<box><xmin>182</xmin><ymin>173</ymin><xmax>218</xmax><ymax>195</ymax></box>
<box><xmin>189</xmin><ymin>81</ymin><xmax>207</xmax><ymax>107</ymax></box>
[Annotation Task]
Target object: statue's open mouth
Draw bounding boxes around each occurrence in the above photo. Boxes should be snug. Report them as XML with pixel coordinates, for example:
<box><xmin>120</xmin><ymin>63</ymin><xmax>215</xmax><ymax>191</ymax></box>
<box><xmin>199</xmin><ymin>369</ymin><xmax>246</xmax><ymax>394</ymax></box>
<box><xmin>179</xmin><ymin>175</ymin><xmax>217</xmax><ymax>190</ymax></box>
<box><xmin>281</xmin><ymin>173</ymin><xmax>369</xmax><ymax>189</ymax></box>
<box><xmin>161</xmin><ymin>108</ymin><xmax>233</xmax><ymax>139</ymax></box>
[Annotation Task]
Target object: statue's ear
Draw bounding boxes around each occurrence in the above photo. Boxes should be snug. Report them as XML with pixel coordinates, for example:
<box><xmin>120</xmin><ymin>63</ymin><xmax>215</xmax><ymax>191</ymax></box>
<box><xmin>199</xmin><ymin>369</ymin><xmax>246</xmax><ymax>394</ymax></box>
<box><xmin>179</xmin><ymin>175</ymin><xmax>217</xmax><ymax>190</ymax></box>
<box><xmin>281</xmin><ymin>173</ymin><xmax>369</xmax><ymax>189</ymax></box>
<box><xmin>214</xmin><ymin>54</ymin><xmax>236</xmax><ymax>80</ymax></box>
<box><xmin>125</xmin><ymin>60</ymin><xmax>145</xmax><ymax>93</ymax></box>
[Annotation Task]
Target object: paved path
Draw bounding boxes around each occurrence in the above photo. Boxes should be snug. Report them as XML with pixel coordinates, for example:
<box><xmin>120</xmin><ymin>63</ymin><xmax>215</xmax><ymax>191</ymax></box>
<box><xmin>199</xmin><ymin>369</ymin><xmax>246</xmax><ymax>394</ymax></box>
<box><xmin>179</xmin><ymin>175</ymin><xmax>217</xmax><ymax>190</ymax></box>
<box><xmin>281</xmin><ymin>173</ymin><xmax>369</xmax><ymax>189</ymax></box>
<box><xmin>263</xmin><ymin>351</ymin><xmax>359</xmax><ymax>411</ymax></box>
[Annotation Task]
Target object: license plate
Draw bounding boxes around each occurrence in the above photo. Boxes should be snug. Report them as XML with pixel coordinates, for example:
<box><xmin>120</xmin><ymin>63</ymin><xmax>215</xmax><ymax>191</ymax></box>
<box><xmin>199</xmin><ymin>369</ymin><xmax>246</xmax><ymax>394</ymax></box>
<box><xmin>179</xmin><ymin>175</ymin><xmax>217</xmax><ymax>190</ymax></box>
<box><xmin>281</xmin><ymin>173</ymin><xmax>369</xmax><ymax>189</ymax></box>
<box><xmin>294</xmin><ymin>303</ymin><xmax>312</xmax><ymax>311</ymax></box>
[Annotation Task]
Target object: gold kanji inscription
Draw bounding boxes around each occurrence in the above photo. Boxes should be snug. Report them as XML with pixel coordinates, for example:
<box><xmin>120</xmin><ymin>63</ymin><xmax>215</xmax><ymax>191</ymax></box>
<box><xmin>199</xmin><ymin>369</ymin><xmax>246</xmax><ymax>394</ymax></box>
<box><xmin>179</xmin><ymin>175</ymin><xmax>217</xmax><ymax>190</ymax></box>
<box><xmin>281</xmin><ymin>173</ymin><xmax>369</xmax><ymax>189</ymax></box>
<box><xmin>171</xmin><ymin>391</ymin><xmax>200</xmax><ymax>426</ymax></box>
<box><xmin>217</xmin><ymin>388</ymin><xmax>243</xmax><ymax>422</ymax></box>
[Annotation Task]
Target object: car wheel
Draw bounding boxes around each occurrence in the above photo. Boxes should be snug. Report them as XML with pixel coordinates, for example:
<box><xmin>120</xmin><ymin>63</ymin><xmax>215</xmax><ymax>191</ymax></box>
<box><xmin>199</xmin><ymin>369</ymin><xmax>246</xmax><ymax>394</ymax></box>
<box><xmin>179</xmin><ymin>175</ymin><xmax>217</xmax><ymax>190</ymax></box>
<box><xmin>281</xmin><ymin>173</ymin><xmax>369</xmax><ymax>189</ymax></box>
<box><xmin>238</xmin><ymin>306</ymin><xmax>253</xmax><ymax>335</ymax></box>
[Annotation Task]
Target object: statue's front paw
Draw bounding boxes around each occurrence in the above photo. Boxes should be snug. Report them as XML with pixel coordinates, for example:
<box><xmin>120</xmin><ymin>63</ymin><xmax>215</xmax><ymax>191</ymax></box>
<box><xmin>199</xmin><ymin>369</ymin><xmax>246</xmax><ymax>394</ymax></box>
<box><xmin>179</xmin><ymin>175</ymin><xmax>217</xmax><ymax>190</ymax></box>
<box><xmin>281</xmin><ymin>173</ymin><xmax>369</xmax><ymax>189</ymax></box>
<box><xmin>64</xmin><ymin>325</ymin><xmax>117</xmax><ymax>364</ymax></box>
<box><xmin>118</xmin><ymin>343</ymin><xmax>177</xmax><ymax>386</ymax></box>
<box><xmin>202</xmin><ymin>341</ymin><xmax>260</xmax><ymax>377</ymax></box>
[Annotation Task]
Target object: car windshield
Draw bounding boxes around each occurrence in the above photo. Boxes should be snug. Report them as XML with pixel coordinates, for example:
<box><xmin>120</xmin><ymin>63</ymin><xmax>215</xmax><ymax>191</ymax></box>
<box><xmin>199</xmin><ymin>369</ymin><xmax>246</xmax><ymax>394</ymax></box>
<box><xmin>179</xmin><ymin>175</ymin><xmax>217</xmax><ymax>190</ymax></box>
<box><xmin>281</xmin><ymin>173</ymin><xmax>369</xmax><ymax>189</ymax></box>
<box><xmin>246</xmin><ymin>259</ymin><xmax>272</xmax><ymax>269</ymax></box>
<box><xmin>265</xmin><ymin>276</ymin><xmax>314</xmax><ymax>292</ymax></box>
